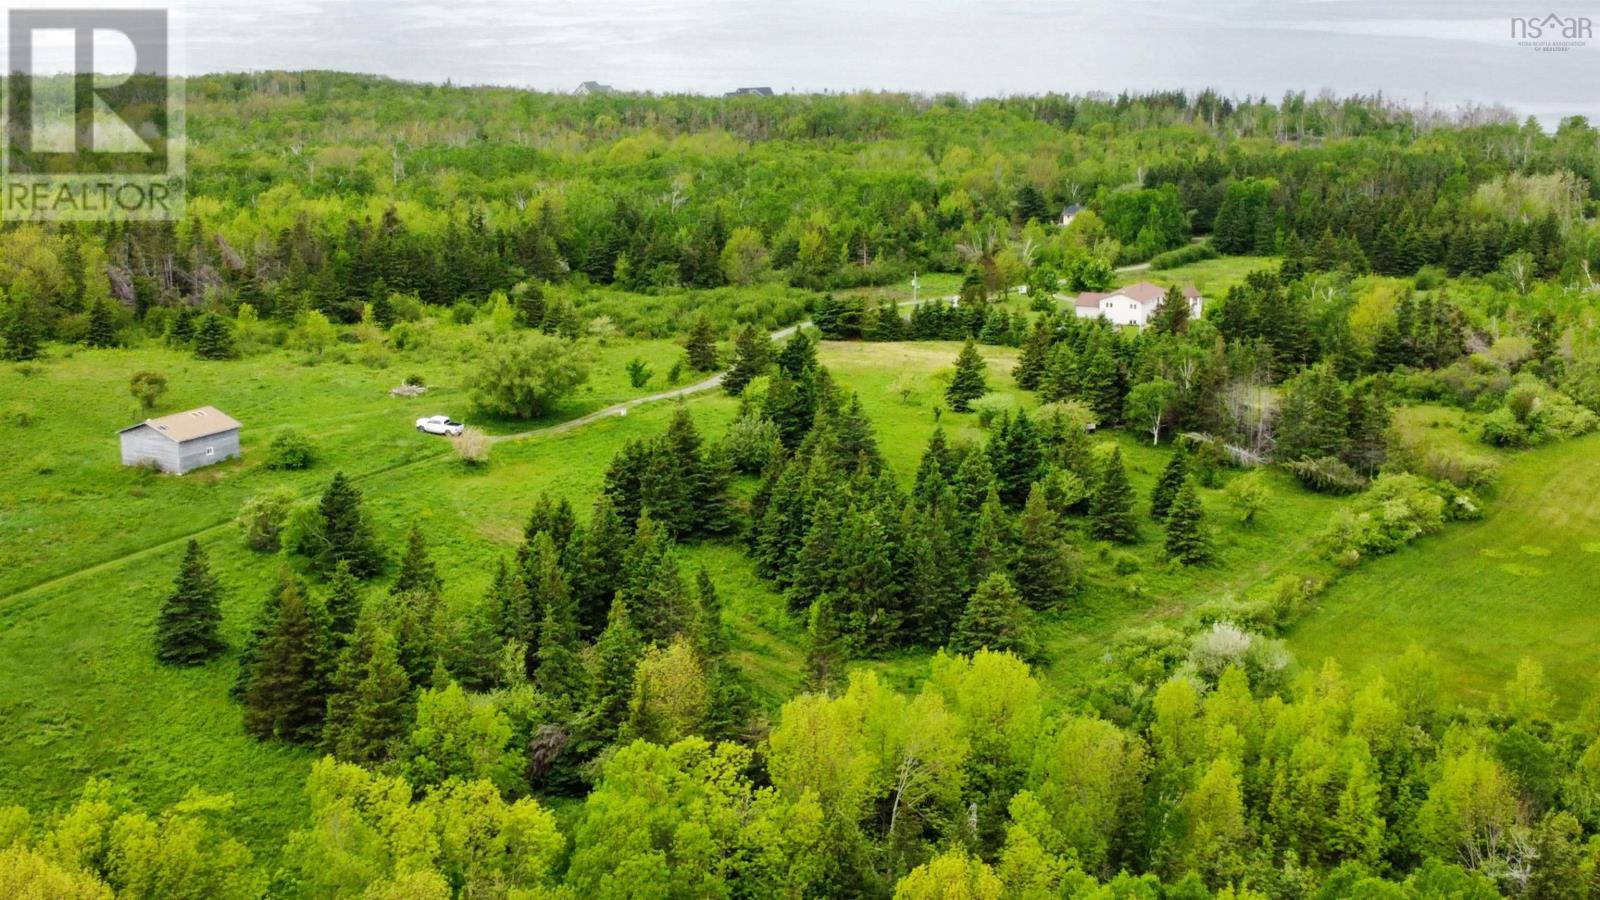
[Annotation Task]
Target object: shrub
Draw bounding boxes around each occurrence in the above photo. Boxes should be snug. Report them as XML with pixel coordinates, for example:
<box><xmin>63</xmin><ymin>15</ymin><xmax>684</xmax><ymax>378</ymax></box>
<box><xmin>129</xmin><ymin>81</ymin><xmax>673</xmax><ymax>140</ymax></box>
<box><xmin>1414</xmin><ymin>449</ymin><xmax>1499</xmax><ymax>489</ymax></box>
<box><xmin>27</xmin><ymin>453</ymin><xmax>56</xmax><ymax>475</ymax></box>
<box><xmin>404</xmin><ymin>373</ymin><xmax>426</xmax><ymax>388</ymax></box>
<box><xmin>129</xmin><ymin>370</ymin><xmax>168</xmax><ymax>411</ymax></box>
<box><xmin>1223</xmin><ymin>471</ymin><xmax>1269</xmax><ymax>524</ymax></box>
<box><xmin>265</xmin><ymin>428</ymin><xmax>316</xmax><ymax>470</ymax></box>
<box><xmin>1284</xmin><ymin>456</ymin><xmax>1367</xmax><ymax>494</ymax></box>
<box><xmin>451</xmin><ymin>427</ymin><xmax>491</xmax><ymax>466</ymax></box>
<box><xmin>238</xmin><ymin>487</ymin><xmax>298</xmax><ymax>552</ymax></box>
<box><xmin>1326</xmin><ymin>473</ymin><xmax>1447</xmax><ymax>561</ymax></box>
<box><xmin>3</xmin><ymin>402</ymin><xmax>33</xmax><ymax>427</ymax></box>
<box><xmin>721</xmin><ymin>413</ymin><xmax>781</xmax><ymax>474</ymax></box>
<box><xmin>1147</xmin><ymin>242</ymin><xmax>1218</xmax><ymax>270</ymax></box>
<box><xmin>468</xmin><ymin>334</ymin><xmax>591</xmax><ymax>420</ymax></box>
<box><xmin>625</xmin><ymin>357</ymin><xmax>652</xmax><ymax>389</ymax></box>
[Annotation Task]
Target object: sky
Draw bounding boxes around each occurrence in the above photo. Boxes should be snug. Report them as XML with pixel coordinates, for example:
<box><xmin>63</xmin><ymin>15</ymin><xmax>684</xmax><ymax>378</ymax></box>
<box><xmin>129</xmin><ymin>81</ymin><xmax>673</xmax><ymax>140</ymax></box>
<box><xmin>70</xmin><ymin>0</ymin><xmax>1600</xmax><ymax>124</ymax></box>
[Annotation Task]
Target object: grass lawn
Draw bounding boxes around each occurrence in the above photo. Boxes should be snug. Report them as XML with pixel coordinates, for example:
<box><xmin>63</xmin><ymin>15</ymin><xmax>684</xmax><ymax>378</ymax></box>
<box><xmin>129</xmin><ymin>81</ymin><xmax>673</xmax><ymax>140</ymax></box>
<box><xmin>1125</xmin><ymin>255</ymin><xmax>1278</xmax><ymax>296</ymax></box>
<box><xmin>1288</xmin><ymin>432</ymin><xmax>1600</xmax><ymax>711</ymax></box>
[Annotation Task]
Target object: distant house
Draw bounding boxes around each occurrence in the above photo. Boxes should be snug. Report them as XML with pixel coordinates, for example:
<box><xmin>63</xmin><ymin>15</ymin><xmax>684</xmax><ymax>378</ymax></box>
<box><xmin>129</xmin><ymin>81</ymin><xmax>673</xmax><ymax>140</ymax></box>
<box><xmin>118</xmin><ymin>406</ymin><xmax>241</xmax><ymax>474</ymax></box>
<box><xmin>726</xmin><ymin>86</ymin><xmax>774</xmax><ymax>97</ymax></box>
<box><xmin>574</xmin><ymin>81</ymin><xmax>613</xmax><ymax>95</ymax></box>
<box><xmin>1059</xmin><ymin>204</ymin><xmax>1084</xmax><ymax>226</ymax></box>
<box><xmin>1073</xmin><ymin>282</ymin><xmax>1202</xmax><ymax>328</ymax></box>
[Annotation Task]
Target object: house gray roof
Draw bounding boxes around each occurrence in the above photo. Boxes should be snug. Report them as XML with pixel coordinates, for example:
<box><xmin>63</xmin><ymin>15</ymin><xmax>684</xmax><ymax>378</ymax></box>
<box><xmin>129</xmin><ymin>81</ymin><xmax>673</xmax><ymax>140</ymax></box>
<box><xmin>1075</xmin><ymin>282</ymin><xmax>1202</xmax><ymax>308</ymax></box>
<box><xmin>118</xmin><ymin>406</ymin><xmax>241</xmax><ymax>442</ymax></box>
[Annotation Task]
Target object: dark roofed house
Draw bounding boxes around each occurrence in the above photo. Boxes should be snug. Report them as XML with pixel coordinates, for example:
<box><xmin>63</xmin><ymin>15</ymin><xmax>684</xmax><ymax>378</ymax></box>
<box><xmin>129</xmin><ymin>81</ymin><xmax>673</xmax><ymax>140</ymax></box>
<box><xmin>575</xmin><ymin>81</ymin><xmax>613</xmax><ymax>95</ymax></box>
<box><xmin>1059</xmin><ymin>204</ymin><xmax>1084</xmax><ymax>226</ymax></box>
<box><xmin>118</xmin><ymin>406</ymin><xmax>242</xmax><ymax>474</ymax></box>
<box><xmin>726</xmin><ymin>86</ymin><xmax>774</xmax><ymax>97</ymax></box>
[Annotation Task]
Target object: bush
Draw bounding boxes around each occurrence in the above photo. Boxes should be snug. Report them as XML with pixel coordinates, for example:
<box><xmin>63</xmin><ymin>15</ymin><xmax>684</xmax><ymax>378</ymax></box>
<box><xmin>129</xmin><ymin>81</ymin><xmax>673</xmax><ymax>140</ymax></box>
<box><xmin>1326</xmin><ymin>473</ymin><xmax>1447</xmax><ymax>561</ymax></box>
<box><xmin>721</xmin><ymin>414</ymin><xmax>781</xmax><ymax>474</ymax></box>
<box><xmin>1223</xmin><ymin>471</ymin><xmax>1268</xmax><ymax>524</ymax></box>
<box><xmin>3</xmin><ymin>402</ymin><xmax>33</xmax><ymax>427</ymax></box>
<box><xmin>238</xmin><ymin>487</ymin><xmax>298</xmax><ymax>552</ymax></box>
<box><xmin>1147</xmin><ymin>242</ymin><xmax>1217</xmax><ymax>270</ymax></box>
<box><xmin>129</xmin><ymin>370</ymin><xmax>168</xmax><ymax>411</ymax></box>
<box><xmin>1414</xmin><ymin>449</ymin><xmax>1499</xmax><ymax>489</ymax></box>
<box><xmin>265</xmin><ymin>428</ymin><xmax>316</xmax><ymax>470</ymax></box>
<box><xmin>468</xmin><ymin>333</ymin><xmax>591</xmax><ymax>420</ymax></box>
<box><xmin>1284</xmin><ymin>456</ymin><xmax>1367</xmax><ymax>494</ymax></box>
<box><xmin>451</xmin><ymin>427</ymin><xmax>491</xmax><ymax>466</ymax></box>
<box><xmin>404</xmin><ymin>373</ymin><xmax>426</xmax><ymax>388</ymax></box>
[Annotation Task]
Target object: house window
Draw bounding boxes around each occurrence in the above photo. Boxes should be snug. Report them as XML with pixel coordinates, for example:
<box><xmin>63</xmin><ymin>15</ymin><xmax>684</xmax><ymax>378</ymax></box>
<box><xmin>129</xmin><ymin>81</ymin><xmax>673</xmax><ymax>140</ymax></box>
<box><xmin>206</xmin><ymin>447</ymin><xmax>215</xmax><ymax>457</ymax></box>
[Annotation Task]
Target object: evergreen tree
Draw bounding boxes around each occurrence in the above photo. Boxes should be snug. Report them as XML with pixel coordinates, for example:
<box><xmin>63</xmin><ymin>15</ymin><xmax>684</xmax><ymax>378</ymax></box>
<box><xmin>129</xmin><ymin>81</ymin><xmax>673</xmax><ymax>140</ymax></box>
<box><xmin>988</xmin><ymin>409</ymin><xmax>1043</xmax><ymax>507</ymax></box>
<box><xmin>84</xmin><ymin>299</ymin><xmax>117</xmax><ymax>348</ymax></box>
<box><xmin>896</xmin><ymin>502</ymin><xmax>963</xmax><ymax>643</ymax></box>
<box><xmin>624</xmin><ymin>513</ymin><xmax>692</xmax><ymax>645</ymax></box>
<box><xmin>721</xmin><ymin>324</ymin><xmax>770</xmax><ymax>396</ymax></box>
<box><xmin>912</xmin><ymin>427</ymin><xmax>955</xmax><ymax>506</ymax></box>
<box><xmin>1012</xmin><ymin>484</ymin><xmax>1080</xmax><ymax>611</ymax></box>
<box><xmin>1164</xmin><ymin>479</ymin><xmax>1213</xmax><ymax>565</ymax></box>
<box><xmin>1150</xmin><ymin>446</ymin><xmax>1190</xmax><ymax>521</ymax></box>
<box><xmin>1</xmin><ymin>296</ymin><xmax>41</xmax><ymax>362</ymax></box>
<box><xmin>804</xmin><ymin>593</ymin><xmax>848</xmax><ymax>693</ymax></box>
<box><xmin>1090</xmin><ymin>447</ymin><xmax>1138</xmax><ymax>543</ymax></box>
<box><xmin>571</xmin><ymin>494</ymin><xmax>628</xmax><ymax>638</ymax></box>
<box><xmin>684</xmin><ymin>314</ymin><xmax>720</xmax><ymax>371</ymax></box>
<box><xmin>694</xmin><ymin>567</ymin><xmax>728</xmax><ymax>659</ymax></box>
<box><xmin>1342</xmin><ymin>379</ymin><xmax>1391</xmax><ymax>476</ymax></box>
<box><xmin>315</xmin><ymin>472</ymin><xmax>384</xmax><ymax>578</ymax></box>
<box><xmin>952</xmin><ymin>573</ymin><xmax>1035</xmax><ymax>658</ymax></box>
<box><xmin>1014</xmin><ymin>317</ymin><xmax>1054</xmax><ymax>390</ymax></box>
<box><xmin>603</xmin><ymin>438</ymin><xmax>652</xmax><ymax>532</ymax></box>
<box><xmin>322</xmin><ymin>607</ymin><xmax>411</xmax><ymax>764</ymax></box>
<box><xmin>1275</xmin><ymin>363</ymin><xmax>1348</xmax><ymax>461</ymax></box>
<box><xmin>392</xmin><ymin>526</ymin><xmax>441</xmax><ymax>599</ymax></box>
<box><xmin>154</xmin><ymin>540</ymin><xmax>225</xmax><ymax>665</ymax></box>
<box><xmin>534</xmin><ymin>559</ymin><xmax>585</xmax><ymax>710</ymax></box>
<box><xmin>587</xmin><ymin>594</ymin><xmax>642</xmax><ymax>743</ymax></box>
<box><xmin>369</xmin><ymin>289</ymin><xmax>396</xmax><ymax>328</ymax></box>
<box><xmin>946</xmin><ymin>340</ymin><xmax>989</xmax><ymax>412</ymax></box>
<box><xmin>1016</xmin><ymin>184</ymin><xmax>1050</xmax><ymax>223</ymax></box>
<box><xmin>968</xmin><ymin>487</ymin><xmax>1013</xmax><ymax>588</ymax></box>
<box><xmin>242</xmin><ymin>585</ymin><xmax>333</xmax><ymax>743</ymax></box>
<box><xmin>521</xmin><ymin>531</ymin><xmax>568</xmax><ymax>677</ymax></box>
<box><xmin>192</xmin><ymin>312</ymin><xmax>235</xmax><ymax>360</ymax></box>
<box><xmin>1149</xmin><ymin>285</ymin><xmax>1192</xmax><ymax>335</ymax></box>
<box><xmin>232</xmin><ymin>568</ymin><xmax>295</xmax><ymax>700</ymax></box>
<box><xmin>324</xmin><ymin>559</ymin><xmax>363</xmax><ymax>643</ymax></box>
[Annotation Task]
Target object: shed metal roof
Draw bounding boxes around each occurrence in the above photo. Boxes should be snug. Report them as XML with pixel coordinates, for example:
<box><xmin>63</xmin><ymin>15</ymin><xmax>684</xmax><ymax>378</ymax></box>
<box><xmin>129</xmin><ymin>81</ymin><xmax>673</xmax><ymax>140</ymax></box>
<box><xmin>117</xmin><ymin>406</ymin><xmax>241</xmax><ymax>442</ymax></box>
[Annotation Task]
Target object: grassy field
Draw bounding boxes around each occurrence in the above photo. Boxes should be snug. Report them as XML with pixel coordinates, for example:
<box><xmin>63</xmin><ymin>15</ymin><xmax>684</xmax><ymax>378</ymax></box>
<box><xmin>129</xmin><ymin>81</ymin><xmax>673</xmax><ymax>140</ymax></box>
<box><xmin>1289</xmin><ymin>431</ymin><xmax>1600</xmax><ymax>711</ymax></box>
<box><xmin>7</xmin><ymin>323</ymin><xmax>1582</xmax><ymax>862</ymax></box>
<box><xmin>1123</xmin><ymin>254</ymin><xmax>1278</xmax><ymax>296</ymax></box>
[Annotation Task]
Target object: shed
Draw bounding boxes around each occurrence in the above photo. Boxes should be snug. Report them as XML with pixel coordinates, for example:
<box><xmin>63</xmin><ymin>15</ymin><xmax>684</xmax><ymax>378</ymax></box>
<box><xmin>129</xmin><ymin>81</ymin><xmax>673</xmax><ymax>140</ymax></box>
<box><xmin>118</xmin><ymin>406</ymin><xmax>242</xmax><ymax>474</ymax></box>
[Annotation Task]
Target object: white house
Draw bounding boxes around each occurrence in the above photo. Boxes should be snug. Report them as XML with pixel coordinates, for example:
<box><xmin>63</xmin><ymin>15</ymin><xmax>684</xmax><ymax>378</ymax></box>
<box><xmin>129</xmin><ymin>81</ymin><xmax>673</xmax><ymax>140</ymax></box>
<box><xmin>1073</xmin><ymin>282</ymin><xmax>1202</xmax><ymax>328</ymax></box>
<box><xmin>1059</xmin><ymin>204</ymin><xmax>1084</xmax><ymax>227</ymax></box>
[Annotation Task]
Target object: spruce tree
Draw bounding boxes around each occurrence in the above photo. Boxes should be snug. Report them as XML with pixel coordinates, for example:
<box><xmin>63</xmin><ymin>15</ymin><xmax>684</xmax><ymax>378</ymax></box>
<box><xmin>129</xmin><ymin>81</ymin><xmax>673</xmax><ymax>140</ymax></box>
<box><xmin>1164</xmin><ymin>479</ymin><xmax>1213</xmax><ymax>565</ymax></box>
<box><xmin>684</xmin><ymin>313</ymin><xmax>720</xmax><ymax>371</ymax></box>
<box><xmin>1</xmin><ymin>297</ymin><xmax>41</xmax><ymax>362</ymax></box>
<box><xmin>1090</xmin><ymin>447</ymin><xmax>1139</xmax><ymax>543</ymax></box>
<box><xmin>322</xmin><ymin>607</ymin><xmax>411</xmax><ymax>764</ymax></box>
<box><xmin>988</xmin><ymin>409</ymin><xmax>1043</xmax><ymax>507</ymax></box>
<box><xmin>392</xmin><ymin>526</ymin><xmax>441</xmax><ymax>599</ymax></box>
<box><xmin>520</xmin><ymin>531</ymin><xmax>567</xmax><ymax>676</ymax></box>
<box><xmin>155</xmin><ymin>540</ymin><xmax>225</xmax><ymax>665</ymax></box>
<box><xmin>1015</xmin><ymin>317</ymin><xmax>1054</xmax><ymax>390</ymax></box>
<box><xmin>233</xmin><ymin>568</ymin><xmax>296</xmax><ymax>700</ymax></box>
<box><xmin>192</xmin><ymin>312</ymin><xmax>235</xmax><ymax>360</ymax></box>
<box><xmin>968</xmin><ymin>487</ymin><xmax>1014</xmax><ymax>588</ymax></box>
<box><xmin>571</xmin><ymin>494</ymin><xmax>628</xmax><ymax>637</ymax></box>
<box><xmin>694</xmin><ymin>567</ymin><xmax>727</xmax><ymax>659</ymax></box>
<box><xmin>587</xmin><ymin>594</ymin><xmax>643</xmax><ymax>743</ymax></box>
<box><xmin>316</xmin><ymin>472</ymin><xmax>384</xmax><ymax>578</ymax></box>
<box><xmin>913</xmin><ymin>427</ymin><xmax>954</xmax><ymax>506</ymax></box>
<box><xmin>369</xmin><ymin>289</ymin><xmax>396</xmax><ymax>328</ymax></box>
<box><xmin>1276</xmin><ymin>363</ymin><xmax>1348</xmax><ymax>461</ymax></box>
<box><xmin>324</xmin><ymin>559</ymin><xmax>363</xmax><ymax>643</ymax></box>
<box><xmin>242</xmin><ymin>585</ymin><xmax>333</xmax><ymax>743</ymax></box>
<box><xmin>534</xmin><ymin>564</ymin><xmax>585</xmax><ymax>710</ymax></box>
<box><xmin>84</xmin><ymin>299</ymin><xmax>117</xmax><ymax>348</ymax></box>
<box><xmin>624</xmin><ymin>513</ymin><xmax>692</xmax><ymax>645</ymax></box>
<box><xmin>896</xmin><ymin>503</ymin><xmax>963</xmax><ymax>643</ymax></box>
<box><xmin>603</xmin><ymin>439</ymin><xmax>652</xmax><ymax>533</ymax></box>
<box><xmin>1012</xmin><ymin>484</ymin><xmax>1080</xmax><ymax>611</ymax></box>
<box><xmin>804</xmin><ymin>593</ymin><xmax>848</xmax><ymax>693</ymax></box>
<box><xmin>952</xmin><ymin>573</ymin><xmax>1035</xmax><ymax>658</ymax></box>
<box><xmin>1150</xmin><ymin>285</ymin><xmax>1192</xmax><ymax>335</ymax></box>
<box><xmin>721</xmin><ymin>324</ymin><xmax>770</xmax><ymax>396</ymax></box>
<box><xmin>946</xmin><ymin>339</ymin><xmax>989</xmax><ymax>412</ymax></box>
<box><xmin>1150</xmin><ymin>447</ymin><xmax>1190</xmax><ymax>521</ymax></box>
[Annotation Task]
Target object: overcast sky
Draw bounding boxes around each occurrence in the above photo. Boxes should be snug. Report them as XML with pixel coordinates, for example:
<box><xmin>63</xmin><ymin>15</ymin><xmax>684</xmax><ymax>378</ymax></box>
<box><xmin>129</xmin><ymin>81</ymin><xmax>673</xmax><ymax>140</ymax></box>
<box><xmin>168</xmin><ymin>0</ymin><xmax>1597</xmax><ymax>124</ymax></box>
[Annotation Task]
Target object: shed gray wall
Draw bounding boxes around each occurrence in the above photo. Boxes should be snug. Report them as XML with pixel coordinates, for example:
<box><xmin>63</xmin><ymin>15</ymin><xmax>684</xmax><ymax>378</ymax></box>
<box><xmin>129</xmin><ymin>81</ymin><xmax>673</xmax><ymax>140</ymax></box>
<box><xmin>175</xmin><ymin>429</ymin><xmax>241</xmax><ymax>474</ymax></box>
<box><xmin>120</xmin><ymin>424</ymin><xmax>180</xmax><ymax>472</ymax></box>
<box><xmin>120</xmin><ymin>426</ymin><xmax>240</xmax><ymax>474</ymax></box>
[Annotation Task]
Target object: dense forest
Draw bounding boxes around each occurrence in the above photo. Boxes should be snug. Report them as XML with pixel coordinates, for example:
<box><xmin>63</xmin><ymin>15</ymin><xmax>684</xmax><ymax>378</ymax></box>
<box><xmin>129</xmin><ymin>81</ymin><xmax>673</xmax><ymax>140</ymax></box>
<box><xmin>5</xmin><ymin>77</ymin><xmax>1600</xmax><ymax>899</ymax></box>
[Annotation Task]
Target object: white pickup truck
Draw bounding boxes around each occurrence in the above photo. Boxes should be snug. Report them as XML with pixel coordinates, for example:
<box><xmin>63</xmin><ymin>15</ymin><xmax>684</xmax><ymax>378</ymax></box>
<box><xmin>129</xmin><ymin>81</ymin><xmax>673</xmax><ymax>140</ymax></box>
<box><xmin>415</xmin><ymin>415</ymin><xmax>465</xmax><ymax>437</ymax></box>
